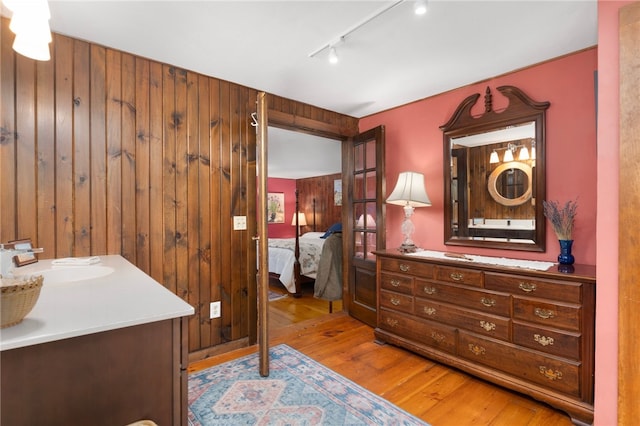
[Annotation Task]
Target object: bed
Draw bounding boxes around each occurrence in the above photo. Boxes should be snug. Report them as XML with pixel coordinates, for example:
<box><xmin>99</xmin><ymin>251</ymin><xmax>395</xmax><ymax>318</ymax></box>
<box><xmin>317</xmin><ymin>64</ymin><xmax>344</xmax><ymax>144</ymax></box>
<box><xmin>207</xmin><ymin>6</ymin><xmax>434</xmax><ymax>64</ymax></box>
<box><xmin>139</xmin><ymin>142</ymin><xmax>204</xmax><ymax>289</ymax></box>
<box><xmin>268</xmin><ymin>232</ymin><xmax>326</xmax><ymax>294</ymax></box>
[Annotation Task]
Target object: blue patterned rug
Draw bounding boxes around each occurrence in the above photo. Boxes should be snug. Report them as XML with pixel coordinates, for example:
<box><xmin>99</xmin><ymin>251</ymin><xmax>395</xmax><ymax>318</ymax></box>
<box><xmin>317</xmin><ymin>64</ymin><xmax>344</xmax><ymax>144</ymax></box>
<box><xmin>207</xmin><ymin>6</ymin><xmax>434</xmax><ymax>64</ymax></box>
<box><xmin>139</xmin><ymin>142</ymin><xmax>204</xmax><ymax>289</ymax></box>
<box><xmin>188</xmin><ymin>344</ymin><xmax>428</xmax><ymax>425</ymax></box>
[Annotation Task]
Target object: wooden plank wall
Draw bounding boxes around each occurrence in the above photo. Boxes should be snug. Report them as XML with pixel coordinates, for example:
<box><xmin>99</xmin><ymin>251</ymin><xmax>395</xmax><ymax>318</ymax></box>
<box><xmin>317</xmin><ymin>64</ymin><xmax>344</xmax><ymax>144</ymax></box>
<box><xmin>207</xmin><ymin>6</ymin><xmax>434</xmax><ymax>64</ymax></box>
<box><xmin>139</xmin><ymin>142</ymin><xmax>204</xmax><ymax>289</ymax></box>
<box><xmin>0</xmin><ymin>19</ymin><xmax>358</xmax><ymax>357</ymax></box>
<box><xmin>296</xmin><ymin>173</ymin><xmax>342</xmax><ymax>234</ymax></box>
<box><xmin>466</xmin><ymin>144</ymin><xmax>535</xmax><ymax>220</ymax></box>
<box><xmin>0</xmin><ymin>26</ymin><xmax>255</xmax><ymax>354</ymax></box>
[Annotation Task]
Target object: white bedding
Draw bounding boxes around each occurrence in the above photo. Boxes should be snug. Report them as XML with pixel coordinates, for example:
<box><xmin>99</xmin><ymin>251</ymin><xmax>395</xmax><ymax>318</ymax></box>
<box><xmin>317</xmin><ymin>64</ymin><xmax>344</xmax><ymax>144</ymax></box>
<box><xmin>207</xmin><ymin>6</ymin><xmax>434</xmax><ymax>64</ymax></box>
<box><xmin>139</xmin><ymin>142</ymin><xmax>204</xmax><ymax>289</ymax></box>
<box><xmin>268</xmin><ymin>232</ymin><xmax>326</xmax><ymax>293</ymax></box>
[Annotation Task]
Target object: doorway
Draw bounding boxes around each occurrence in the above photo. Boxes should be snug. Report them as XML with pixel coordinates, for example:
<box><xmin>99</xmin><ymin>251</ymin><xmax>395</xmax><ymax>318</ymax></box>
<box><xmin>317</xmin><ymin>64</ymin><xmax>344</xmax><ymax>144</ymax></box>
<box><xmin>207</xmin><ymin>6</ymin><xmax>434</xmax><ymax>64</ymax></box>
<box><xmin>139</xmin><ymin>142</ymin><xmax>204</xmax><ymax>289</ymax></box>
<box><xmin>266</xmin><ymin>126</ymin><xmax>344</xmax><ymax>326</ymax></box>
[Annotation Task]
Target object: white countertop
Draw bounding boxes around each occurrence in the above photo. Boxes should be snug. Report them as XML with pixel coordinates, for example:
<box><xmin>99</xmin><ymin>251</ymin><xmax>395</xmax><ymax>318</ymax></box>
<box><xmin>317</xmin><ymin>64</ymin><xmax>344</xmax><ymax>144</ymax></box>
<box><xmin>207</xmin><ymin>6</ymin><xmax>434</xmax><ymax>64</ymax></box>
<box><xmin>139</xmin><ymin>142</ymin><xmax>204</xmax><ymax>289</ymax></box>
<box><xmin>0</xmin><ymin>255</ymin><xmax>194</xmax><ymax>351</ymax></box>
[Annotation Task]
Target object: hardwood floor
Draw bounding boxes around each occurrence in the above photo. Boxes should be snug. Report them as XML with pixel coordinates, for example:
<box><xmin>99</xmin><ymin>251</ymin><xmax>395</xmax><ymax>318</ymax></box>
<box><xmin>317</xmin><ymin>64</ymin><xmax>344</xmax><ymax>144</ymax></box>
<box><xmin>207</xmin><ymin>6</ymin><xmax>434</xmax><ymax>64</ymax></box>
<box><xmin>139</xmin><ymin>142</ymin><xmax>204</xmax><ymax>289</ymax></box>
<box><xmin>189</xmin><ymin>284</ymin><xmax>572</xmax><ymax>426</ymax></box>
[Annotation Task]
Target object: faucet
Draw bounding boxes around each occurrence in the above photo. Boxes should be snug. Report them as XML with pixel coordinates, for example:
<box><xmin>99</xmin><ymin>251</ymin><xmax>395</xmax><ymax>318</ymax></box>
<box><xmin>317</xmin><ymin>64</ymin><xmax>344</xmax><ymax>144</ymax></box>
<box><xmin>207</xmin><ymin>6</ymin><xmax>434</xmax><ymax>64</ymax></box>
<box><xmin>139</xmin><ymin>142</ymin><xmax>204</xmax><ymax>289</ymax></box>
<box><xmin>0</xmin><ymin>244</ymin><xmax>17</xmax><ymax>278</ymax></box>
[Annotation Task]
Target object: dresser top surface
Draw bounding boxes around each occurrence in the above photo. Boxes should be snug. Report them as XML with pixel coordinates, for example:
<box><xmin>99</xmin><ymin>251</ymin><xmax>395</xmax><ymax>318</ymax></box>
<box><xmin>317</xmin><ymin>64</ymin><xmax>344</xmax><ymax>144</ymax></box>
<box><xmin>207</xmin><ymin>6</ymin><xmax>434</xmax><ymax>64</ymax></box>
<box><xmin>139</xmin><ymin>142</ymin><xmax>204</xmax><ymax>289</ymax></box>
<box><xmin>374</xmin><ymin>249</ymin><xmax>596</xmax><ymax>282</ymax></box>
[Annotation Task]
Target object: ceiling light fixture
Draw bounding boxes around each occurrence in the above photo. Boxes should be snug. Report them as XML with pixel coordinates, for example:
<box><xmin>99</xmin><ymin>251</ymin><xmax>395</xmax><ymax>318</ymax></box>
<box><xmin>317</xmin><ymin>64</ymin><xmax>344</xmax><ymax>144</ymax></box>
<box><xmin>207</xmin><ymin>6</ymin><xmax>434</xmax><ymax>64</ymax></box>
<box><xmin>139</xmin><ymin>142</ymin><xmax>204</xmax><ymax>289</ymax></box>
<box><xmin>328</xmin><ymin>46</ymin><xmax>338</xmax><ymax>64</ymax></box>
<box><xmin>4</xmin><ymin>0</ymin><xmax>53</xmax><ymax>61</ymax></box>
<box><xmin>414</xmin><ymin>0</ymin><xmax>428</xmax><ymax>15</ymax></box>
<box><xmin>308</xmin><ymin>0</ymin><xmax>408</xmax><ymax>62</ymax></box>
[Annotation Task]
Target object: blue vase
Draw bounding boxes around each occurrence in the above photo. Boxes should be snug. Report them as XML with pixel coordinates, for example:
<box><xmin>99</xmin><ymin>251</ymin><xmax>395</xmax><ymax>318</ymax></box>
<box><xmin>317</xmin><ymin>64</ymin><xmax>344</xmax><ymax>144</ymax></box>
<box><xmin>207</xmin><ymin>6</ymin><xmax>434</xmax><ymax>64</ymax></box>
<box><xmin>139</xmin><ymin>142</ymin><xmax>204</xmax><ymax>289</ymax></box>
<box><xmin>558</xmin><ymin>240</ymin><xmax>575</xmax><ymax>265</ymax></box>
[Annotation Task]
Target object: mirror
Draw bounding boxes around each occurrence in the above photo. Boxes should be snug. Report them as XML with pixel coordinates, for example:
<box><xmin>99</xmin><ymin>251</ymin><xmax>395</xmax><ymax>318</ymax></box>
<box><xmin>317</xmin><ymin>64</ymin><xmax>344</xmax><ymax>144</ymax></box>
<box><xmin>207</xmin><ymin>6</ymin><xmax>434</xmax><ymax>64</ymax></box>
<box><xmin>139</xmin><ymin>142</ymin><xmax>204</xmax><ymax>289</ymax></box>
<box><xmin>441</xmin><ymin>86</ymin><xmax>550</xmax><ymax>252</ymax></box>
<box><xmin>487</xmin><ymin>162</ymin><xmax>532</xmax><ymax>206</ymax></box>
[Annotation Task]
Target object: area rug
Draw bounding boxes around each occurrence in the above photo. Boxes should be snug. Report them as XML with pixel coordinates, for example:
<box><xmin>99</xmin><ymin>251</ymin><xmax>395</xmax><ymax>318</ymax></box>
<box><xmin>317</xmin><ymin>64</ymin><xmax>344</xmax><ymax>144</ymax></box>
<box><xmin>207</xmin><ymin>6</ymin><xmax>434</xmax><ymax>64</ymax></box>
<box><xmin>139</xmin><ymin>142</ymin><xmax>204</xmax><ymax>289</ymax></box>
<box><xmin>188</xmin><ymin>344</ymin><xmax>428</xmax><ymax>426</ymax></box>
<box><xmin>268</xmin><ymin>289</ymin><xmax>288</xmax><ymax>302</ymax></box>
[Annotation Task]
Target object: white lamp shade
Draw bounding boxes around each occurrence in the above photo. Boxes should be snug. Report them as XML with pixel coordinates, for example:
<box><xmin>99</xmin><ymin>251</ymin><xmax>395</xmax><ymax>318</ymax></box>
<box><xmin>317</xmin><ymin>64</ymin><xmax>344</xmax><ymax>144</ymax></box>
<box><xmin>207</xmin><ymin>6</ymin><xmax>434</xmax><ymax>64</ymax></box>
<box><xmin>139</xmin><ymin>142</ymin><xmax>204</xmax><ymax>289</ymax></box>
<box><xmin>291</xmin><ymin>212</ymin><xmax>307</xmax><ymax>226</ymax></box>
<box><xmin>13</xmin><ymin>32</ymin><xmax>50</xmax><ymax>61</ymax></box>
<box><xmin>356</xmin><ymin>214</ymin><xmax>376</xmax><ymax>228</ymax></box>
<box><xmin>386</xmin><ymin>171</ymin><xmax>431</xmax><ymax>207</ymax></box>
<box><xmin>503</xmin><ymin>148</ymin><xmax>514</xmax><ymax>162</ymax></box>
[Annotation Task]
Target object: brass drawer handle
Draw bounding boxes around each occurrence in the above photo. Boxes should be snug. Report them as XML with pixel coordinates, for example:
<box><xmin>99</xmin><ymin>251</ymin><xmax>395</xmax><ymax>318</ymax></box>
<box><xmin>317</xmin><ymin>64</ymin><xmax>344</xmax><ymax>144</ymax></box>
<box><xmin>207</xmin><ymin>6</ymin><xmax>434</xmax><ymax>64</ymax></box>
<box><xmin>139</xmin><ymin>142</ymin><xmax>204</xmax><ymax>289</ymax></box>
<box><xmin>519</xmin><ymin>282</ymin><xmax>537</xmax><ymax>292</ymax></box>
<box><xmin>480</xmin><ymin>297</ymin><xmax>496</xmax><ymax>307</ymax></box>
<box><xmin>468</xmin><ymin>344</ymin><xmax>486</xmax><ymax>356</ymax></box>
<box><xmin>534</xmin><ymin>308</ymin><xmax>556</xmax><ymax>319</ymax></box>
<box><xmin>423</xmin><ymin>307</ymin><xmax>436</xmax><ymax>316</ymax></box>
<box><xmin>390</xmin><ymin>279</ymin><xmax>401</xmax><ymax>287</ymax></box>
<box><xmin>450</xmin><ymin>272</ymin><xmax>464</xmax><ymax>281</ymax></box>
<box><xmin>423</xmin><ymin>286</ymin><xmax>437</xmax><ymax>295</ymax></box>
<box><xmin>539</xmin><ymin>366</ymin><xmax>563</xmax><ymax>381</ymax></box>
<box><xmin>385</xmin><ymin>318</ymin><xmax>398</xmax><ymax>327</ymax></box>
<box><xmin>479</xmin><ymin>321</ymin><xmax>496</xmax><ymax>332</ymax></box>
<box><xmin>390</xmin><ymin>297</ymin><xmax>401</xmax><ymax>306</ymax></box>
<box><xmin>399</xmin><ymin>263</ymin><xmax>410</xmax><ymax>272</ymax></box>
<box><xmin>431</xmin><ymin>332</ymin><xmax>445</xmax><ymax>343</ymax></box>
<box><xmin>534</xmin><ymin>334</ymin><xmax>555</xmax><ymax>346</ymax></box>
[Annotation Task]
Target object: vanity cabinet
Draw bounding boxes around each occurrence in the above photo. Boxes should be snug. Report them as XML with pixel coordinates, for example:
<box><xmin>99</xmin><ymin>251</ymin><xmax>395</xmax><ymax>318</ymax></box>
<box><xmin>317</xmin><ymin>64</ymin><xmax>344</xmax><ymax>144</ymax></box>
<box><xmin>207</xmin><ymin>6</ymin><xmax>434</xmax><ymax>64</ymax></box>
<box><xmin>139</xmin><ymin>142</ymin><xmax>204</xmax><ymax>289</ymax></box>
<box><xmin>374</xmin><ymin>250</ymin><xmax>596</xmax><ymax>425</ymax></box>
<box><xmin>0</xmin><ymin>255</ymin><xmax>194</xmax><ymax>426</ymax></box>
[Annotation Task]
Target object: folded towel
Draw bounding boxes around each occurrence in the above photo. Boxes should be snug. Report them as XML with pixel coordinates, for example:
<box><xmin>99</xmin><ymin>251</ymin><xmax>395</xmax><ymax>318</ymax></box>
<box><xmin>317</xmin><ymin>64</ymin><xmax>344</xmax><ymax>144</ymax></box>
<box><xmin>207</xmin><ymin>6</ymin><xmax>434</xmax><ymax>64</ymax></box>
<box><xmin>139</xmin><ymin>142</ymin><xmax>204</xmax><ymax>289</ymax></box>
<box><xmin>51</xmin><ymin>256</ymin><xmax>101</xmax><ymax>266</ymax></box>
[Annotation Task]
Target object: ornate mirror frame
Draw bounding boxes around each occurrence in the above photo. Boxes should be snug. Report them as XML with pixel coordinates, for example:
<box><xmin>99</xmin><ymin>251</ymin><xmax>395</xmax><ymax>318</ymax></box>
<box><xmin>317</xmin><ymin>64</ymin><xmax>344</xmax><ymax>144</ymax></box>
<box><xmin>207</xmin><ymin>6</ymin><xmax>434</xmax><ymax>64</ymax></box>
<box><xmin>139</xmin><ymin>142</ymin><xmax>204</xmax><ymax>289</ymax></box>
<box><xmin>441</xmin><ymin>85</ymin><xmax>550</xmax><ymax>252</ymax></box>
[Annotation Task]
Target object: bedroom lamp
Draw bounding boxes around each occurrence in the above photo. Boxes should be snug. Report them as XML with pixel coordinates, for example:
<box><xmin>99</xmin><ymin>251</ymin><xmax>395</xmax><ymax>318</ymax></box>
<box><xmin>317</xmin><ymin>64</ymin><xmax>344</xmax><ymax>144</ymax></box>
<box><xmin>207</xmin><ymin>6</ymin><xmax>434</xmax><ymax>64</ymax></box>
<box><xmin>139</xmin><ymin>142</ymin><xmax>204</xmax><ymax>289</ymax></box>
<box><xmin>386</xmin><ymin>171</ymin><xmax>431</xmax><ymax>253</ymax></box>
<box><xmin>291</xmin><ymin>212</ymin><xmax>307</xmax><ymax>235</ymax></box>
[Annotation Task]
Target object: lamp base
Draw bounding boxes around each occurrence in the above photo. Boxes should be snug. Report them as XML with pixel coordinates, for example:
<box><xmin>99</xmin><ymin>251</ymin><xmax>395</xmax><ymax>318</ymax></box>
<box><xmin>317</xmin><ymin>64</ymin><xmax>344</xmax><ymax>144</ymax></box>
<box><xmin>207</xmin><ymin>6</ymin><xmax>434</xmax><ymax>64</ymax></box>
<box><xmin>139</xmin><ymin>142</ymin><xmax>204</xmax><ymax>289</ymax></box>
<box><xmin>398</xmin><ymin>243</ymin><xmax>418</xmax><ymax>253</ymax></box>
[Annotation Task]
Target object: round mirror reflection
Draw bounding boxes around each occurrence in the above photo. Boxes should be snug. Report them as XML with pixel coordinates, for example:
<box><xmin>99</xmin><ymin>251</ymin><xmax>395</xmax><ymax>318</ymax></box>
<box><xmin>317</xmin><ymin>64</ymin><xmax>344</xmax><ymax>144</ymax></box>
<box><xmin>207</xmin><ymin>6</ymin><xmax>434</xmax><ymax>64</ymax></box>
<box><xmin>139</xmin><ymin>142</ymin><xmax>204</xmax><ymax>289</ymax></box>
<box><xmin>487</xmin><ymin>162</ymin><xmax>532</xmax><ymax>206</ymax></box>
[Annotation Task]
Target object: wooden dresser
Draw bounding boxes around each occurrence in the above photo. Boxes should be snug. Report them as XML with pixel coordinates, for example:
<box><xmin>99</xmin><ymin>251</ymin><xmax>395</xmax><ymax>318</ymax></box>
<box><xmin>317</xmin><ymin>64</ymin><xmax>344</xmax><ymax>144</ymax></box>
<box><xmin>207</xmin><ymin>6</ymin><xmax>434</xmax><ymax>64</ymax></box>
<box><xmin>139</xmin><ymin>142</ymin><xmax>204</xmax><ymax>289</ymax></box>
<box><xmin>374</xmin><ymin>250</ymin><xmax>596</xmax><ymax>425</ymax></box>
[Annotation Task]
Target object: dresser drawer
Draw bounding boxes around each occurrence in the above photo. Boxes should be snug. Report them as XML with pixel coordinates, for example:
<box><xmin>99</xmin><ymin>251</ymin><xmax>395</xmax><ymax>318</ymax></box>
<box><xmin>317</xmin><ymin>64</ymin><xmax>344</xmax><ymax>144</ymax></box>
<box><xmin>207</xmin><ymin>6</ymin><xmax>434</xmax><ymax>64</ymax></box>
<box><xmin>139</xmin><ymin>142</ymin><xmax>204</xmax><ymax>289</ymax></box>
<box><xmin>380</xmin><ymin>272</ymin><xmax>413</xmax><ymax>294</ymax></box>
<box><xmin>380</xmin><ymin>289</ymin><xmax>414</xmax><ymax>314</ymax></box>
<box><xmin>414</xmin><ymin>298</ymin><xmax>510</xmax><ymax>340</ymax></box>
<box><xmin>378</xmin><ymin>309</ymin><xmax>456</xmax><ymax>354</ymax></box>
<box><xmin>513</xmin><ymin>297</ymin><xmax>581</xmax><ymax>332</ymax></box>
<box><xmin>458</xmin><ymin>331</ymin><xmax>581</xmax><ymax>397</ymax></box>
<box><xmin>485</xmin><ymin>272</ymin><xmax>582</xmax><ymax>304</ymax></box>
<box><xmin>435</xmin><ymin>265</ymin><xmax>483</xmax><ymax>287</ymax></box>
<box><xmin>513</xmin><ymin>321</ymin><xmax>581</xmax><ymax>360</ymax></box>
<box><xmin>380</xmin><ymin>257</ymin><xmax>434</xmax><ymax>277</ymax></box>
<box><xmin>415</xmin><ymin>278</ymin><xmax>510</xmax><ymax>316</ymax></box>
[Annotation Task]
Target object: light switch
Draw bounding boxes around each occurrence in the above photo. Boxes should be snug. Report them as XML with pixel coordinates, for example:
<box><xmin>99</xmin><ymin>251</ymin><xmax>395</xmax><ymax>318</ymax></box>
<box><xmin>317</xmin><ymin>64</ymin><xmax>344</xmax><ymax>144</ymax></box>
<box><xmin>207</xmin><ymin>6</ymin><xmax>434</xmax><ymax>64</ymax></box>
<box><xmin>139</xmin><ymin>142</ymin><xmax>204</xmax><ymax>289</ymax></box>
<box><xmin>233</xmin><ymin>216</ymin><xmax>247</xmax><ymax>230</ymax></box>
<box><xmin>210</xmin><ymin>301</ymin><xmax>221</xmax><ymax>319</ymax></box>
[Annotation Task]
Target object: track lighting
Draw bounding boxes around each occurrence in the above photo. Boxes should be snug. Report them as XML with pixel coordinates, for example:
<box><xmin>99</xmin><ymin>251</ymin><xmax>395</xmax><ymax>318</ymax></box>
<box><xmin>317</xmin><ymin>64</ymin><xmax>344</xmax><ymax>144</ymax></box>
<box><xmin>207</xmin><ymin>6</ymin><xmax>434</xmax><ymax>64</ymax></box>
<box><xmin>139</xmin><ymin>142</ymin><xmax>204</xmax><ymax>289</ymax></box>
<box><xmin>308</xmin><ymin>0</ymin><xmax>408</xmax><ymax>63</ymax></box>
<box><xmin>328</xmin><ymin>47</ymin><xmax>338</xmax><ymax>64</ymax></box>
<box><xmin>414</xmin><ymin>0</ymin><xmax>428</xmax><ymax>15</ymax></box>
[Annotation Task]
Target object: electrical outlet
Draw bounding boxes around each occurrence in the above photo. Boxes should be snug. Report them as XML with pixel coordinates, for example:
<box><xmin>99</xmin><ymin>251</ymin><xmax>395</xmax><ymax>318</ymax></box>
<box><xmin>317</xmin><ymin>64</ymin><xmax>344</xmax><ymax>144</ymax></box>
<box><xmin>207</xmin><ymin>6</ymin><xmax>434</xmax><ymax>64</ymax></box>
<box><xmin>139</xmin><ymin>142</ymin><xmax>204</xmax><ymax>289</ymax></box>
<box><xmin>233</xmin><ymin>216</ymin><xmax>247</xmax><ymax>230</ymax></box>
<box><xmin>210</xmin><ymin>301</ymin><xmax>221</xmax><ymax>319</ymax></box>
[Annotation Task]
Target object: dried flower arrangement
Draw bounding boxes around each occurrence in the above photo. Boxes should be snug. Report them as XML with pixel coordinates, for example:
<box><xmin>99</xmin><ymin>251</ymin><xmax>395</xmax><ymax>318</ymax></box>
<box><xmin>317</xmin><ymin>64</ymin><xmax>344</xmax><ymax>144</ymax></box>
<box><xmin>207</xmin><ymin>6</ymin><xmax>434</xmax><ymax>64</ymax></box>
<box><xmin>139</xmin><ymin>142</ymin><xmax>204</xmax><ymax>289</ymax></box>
<box><xmin>543</xmin><ymin>199</ymin><xmax>578</xmax><ymax>240</ymax></box>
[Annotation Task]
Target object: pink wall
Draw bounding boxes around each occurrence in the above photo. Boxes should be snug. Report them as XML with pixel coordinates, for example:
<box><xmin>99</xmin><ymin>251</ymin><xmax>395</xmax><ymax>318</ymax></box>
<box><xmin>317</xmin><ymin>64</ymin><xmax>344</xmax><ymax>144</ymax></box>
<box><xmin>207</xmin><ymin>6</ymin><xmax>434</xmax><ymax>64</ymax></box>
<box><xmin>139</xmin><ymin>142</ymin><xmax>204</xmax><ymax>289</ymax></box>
<box><xmin>594</xmin><ymin>2</ymin><xmax>631</xmax><ymax>425</ymax></box>
<box><xmin>360</xmin><ymin>17</ymin><xmax>628</xmax><ymax>421</ymax></box>
<box><xmin>267</xmin><ymin>178</ymin><xmax>296</xmax><ymax>238</ymax></box>
<box><xmin>360</xmin><ymin>49</ymin><xmax>598</xmax><ymax>265</ymax></box>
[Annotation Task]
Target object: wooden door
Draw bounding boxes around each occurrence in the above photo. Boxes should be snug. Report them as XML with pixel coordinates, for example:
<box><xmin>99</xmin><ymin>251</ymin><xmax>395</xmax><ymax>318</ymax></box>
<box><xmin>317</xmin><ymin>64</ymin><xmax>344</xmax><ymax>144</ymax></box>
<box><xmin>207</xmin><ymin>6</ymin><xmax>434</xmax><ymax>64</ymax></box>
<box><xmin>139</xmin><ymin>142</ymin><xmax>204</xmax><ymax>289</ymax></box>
<box><xmin>618</xmin><ymin>2</ymin><xmax>640</xmax><ymax>423</ymax></box>
<box><xmin>343</xmin><ymin>126</ymin><xmax>385</xmax><ymax>327</ymax></box>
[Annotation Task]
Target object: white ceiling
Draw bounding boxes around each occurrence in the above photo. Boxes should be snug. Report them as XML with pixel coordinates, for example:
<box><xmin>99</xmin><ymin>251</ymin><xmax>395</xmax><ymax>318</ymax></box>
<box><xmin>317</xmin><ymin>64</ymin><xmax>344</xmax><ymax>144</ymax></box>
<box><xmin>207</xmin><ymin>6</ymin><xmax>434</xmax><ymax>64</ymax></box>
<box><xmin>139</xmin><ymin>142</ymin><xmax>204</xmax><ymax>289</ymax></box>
<box><xmin>35</xmin><ymin>0</ymin><xmax>598</xmax><ymax>118</ymax></box>
<box><xmin>2</xmin><ymin>0</ymin><xmax>598</xmax><ymax>178</ymax></box>
<box><xmin>268</xmin><ymin>127</ymin><xmax>342</xmax><ymax>178</ymax></box>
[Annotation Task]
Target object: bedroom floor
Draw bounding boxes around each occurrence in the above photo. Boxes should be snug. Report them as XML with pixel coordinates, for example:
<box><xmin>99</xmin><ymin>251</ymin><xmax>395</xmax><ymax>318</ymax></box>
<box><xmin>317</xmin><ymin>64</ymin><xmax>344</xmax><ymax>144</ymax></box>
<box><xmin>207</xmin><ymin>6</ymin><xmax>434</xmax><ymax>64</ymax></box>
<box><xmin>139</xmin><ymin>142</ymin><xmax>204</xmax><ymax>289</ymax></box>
<box><xmin>268</xmin><ymin>279</ymin><xmax>343</xmax><ymax>330</ymax></box>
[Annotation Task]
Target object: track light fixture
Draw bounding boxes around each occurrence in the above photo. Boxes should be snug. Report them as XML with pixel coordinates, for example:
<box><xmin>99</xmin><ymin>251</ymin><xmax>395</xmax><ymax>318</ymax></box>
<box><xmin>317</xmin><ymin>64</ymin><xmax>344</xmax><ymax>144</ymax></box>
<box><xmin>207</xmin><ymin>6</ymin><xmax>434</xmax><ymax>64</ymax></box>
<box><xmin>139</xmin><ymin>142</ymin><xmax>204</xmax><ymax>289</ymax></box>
<box><xmin>309</xmin><ymin>0</ymin><xmax>425</xmax><ymax>64</ymax></box>
<box><xmin>414</xmin><ymin>0</ymin><xmax>428</xmax><ymax>15</ymax></box>
<box><xmin>328</xmin><ymin>47</ymin><xmax>338</xmax><ymax>64</ymax></box>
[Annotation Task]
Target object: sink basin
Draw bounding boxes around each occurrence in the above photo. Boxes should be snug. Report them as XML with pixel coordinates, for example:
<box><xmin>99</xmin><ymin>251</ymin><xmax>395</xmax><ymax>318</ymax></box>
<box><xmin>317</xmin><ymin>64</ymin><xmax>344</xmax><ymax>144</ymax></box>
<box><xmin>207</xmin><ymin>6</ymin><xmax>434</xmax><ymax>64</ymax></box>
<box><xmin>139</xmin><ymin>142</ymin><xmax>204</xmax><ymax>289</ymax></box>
<box><xmin>30</xmin><ymin>266</ymin><xmax>115</xmax><ymax>285</ymax></box>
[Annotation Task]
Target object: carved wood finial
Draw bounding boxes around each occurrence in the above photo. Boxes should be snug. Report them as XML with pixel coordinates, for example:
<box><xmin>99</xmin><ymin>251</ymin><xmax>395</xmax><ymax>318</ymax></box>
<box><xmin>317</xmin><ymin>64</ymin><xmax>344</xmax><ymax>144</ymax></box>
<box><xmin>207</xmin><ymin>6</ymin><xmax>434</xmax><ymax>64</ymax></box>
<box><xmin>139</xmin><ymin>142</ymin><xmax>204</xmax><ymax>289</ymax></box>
<box><xmin>484</xmin><ymin>86</ymin><xmax>493</xmax><ymax>113</ymax></box>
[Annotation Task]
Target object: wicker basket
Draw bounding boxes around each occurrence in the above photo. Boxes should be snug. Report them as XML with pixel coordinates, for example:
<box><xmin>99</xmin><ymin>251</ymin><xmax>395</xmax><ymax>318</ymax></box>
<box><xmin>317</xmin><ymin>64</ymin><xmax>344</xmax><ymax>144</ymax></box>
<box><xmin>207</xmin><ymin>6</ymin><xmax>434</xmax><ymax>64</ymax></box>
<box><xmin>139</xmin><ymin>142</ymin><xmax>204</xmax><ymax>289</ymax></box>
<box><xmin>1</xmin><ymin>275</ymin><xmax>44</xmax><ymax>328</ymax></box>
